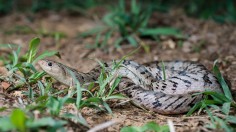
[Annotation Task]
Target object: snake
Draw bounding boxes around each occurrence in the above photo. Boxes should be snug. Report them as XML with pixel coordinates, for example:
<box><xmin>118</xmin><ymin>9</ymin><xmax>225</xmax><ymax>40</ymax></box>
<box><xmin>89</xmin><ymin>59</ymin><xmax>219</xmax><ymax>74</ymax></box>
<box><xmin>38</xmin><ymin>59</ymin><xmax>222</xmax><ymax>114</ymax></box>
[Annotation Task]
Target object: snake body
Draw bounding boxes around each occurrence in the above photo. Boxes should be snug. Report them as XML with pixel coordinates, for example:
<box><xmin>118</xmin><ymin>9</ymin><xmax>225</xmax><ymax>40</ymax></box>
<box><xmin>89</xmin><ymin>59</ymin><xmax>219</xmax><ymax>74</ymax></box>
<box><xmin>38</xmin><ymin>60</ymin><xmax>222</xmax><ymax>114</ymax></box>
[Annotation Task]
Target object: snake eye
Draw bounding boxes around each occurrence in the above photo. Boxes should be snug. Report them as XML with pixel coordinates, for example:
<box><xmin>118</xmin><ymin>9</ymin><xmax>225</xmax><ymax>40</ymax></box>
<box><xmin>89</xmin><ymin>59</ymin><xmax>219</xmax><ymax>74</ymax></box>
<box><xmin>48</xmin><ymin>62</ymin><xmax>53</xmax><ymax>67</ymax></box>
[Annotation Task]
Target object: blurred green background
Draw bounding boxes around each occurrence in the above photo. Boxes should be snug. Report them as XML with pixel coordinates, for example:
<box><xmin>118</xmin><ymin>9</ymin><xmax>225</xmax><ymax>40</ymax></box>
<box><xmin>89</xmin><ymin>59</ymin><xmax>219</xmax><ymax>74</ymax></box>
<box><xmin>0</xmin><ymin>0</ymin><xmax>236</xmax><ymax>23</ymax></box>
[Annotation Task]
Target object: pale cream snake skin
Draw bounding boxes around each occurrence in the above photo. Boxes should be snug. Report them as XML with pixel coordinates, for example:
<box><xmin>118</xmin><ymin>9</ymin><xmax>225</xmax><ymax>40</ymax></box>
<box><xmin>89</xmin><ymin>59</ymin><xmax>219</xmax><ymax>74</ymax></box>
<box><xmin>38</xmin><ymin>59</ymin><xmax>222</xmax><ymax>114</ymax></box>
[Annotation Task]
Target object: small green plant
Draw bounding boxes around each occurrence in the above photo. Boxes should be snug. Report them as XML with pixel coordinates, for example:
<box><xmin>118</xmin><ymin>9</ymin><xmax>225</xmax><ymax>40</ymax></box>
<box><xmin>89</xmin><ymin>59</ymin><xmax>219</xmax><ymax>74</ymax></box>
<box><xmin>1</xmin><ymin>38</ymin><xmax>60</xmax><ymax>95</ymax></box>
<box><xmin>93</xmin><ymin>60</ymin><xmax>126</xmax><ymax>113</ymax></box>
<box><xmin>120</xmin><ymin>121</ymin><xmax>169</xmax><ymax>132</ymax></box>
<box><xmin>64</xmin><ymin>59</ymin><xmax>126</xmax><ymax>114</ymax></box>
<box><xmin>0</xmin><ymin>39</ymin><xmax>67</xmax><ymax>131</ymax></box>
<box><xmin>80</xmin><ymin>0</ymin><xmax>182</xmax><ymax>49</ymax></box>
<box><xmin>187</xmin><ymin>60</ymin><xmax>236</xmax><ymax>131</ymax></box>
<box><xmin>0</xmin><ymin>109</ymin><xmax>67</xmax><ymax>132</ymax></box>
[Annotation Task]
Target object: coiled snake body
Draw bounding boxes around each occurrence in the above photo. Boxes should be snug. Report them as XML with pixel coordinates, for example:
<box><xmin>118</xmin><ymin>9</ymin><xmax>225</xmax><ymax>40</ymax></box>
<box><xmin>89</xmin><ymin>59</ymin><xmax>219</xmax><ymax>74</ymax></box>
<box><xmin>38</xmin><ymin>60</ymin><xmax>222</xmax><ymax>114</ymax></box>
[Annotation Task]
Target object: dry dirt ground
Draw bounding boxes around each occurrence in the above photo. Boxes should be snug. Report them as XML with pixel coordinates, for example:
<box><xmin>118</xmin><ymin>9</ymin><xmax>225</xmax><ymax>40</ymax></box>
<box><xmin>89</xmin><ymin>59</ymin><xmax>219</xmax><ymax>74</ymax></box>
<box><xmin>0</xmin><ymin>9</ymin><xmax>236</xmax><ymax>131</ymax></box>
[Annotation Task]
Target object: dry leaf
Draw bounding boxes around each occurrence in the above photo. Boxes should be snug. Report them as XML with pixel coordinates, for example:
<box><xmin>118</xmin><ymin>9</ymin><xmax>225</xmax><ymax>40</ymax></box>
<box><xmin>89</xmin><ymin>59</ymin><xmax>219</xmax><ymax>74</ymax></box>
<box><xmin>0</xmin><ymin>67</ymin><xmax>8</xmax><ymax>76</ymax></box>
<box><xmin>1</xmin><ymin>82</ymin><xmax>11</xmax><ymax>90</ymax></box>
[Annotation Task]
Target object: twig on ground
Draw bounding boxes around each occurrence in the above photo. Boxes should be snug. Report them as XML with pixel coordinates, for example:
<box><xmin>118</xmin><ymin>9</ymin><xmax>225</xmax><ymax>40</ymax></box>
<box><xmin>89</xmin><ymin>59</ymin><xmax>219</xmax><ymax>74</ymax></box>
<box><xmin>168</xmin><ymin>119</ymin><xmax>175</xmax><ymax>132</ymax></box>
<box><xmin>88</xmin><ymin>120</ymin><xmax>118</xmax><ymax>132</ymax></box>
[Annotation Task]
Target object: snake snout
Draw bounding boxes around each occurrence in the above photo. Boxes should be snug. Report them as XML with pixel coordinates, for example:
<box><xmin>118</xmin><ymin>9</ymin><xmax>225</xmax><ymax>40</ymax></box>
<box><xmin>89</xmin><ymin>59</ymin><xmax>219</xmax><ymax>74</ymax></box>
<box><xmin>38</xmin><ymin>60</ymin><xmax>46</xmax><ymax>67</ymax></box>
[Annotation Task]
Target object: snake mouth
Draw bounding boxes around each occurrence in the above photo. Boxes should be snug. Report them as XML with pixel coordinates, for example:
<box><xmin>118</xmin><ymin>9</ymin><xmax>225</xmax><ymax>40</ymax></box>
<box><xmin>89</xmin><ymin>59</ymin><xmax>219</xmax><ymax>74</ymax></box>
<box><xmin>38</xmin><ymin>60</ymin><xmax>43</xmax><ymax>65</ymax></box>
<box><xmin>38</xmin><ymin>60</ymin><xmax>47</xmax><ymax>68</ymax></box>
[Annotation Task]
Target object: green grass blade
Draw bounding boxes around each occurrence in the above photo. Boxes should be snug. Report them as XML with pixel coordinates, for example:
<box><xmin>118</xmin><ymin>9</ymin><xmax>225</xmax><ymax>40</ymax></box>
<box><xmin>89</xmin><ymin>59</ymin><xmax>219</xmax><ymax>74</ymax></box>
<box><xmin>23</xmin><ymin>62</ymin><xmax>37</xmax><ymax>72</ymax></box>
<box><xmin>102</xmin><ymin>101</ymin><xmax>112</xmax><ymax>114</ymax></box>
<box><xmin>104</xmin><ymin>94</ymin><xmax>126</xmax><ymax>100</ymax></box>
<box><xmin>127</xmin><ymin>36</ymin><xmax>138</xmax><ymax>46</ymax></box>
<box><xmin>186</xmin><ymin>101</ymin><xmax>202</xmax><ymax>116</ymax></box>
<box><xmin>10</xmin><ymin>109</ymin><xmax>27</xmax><ymax>132</ymax></box>
<box><xmin>203</xmin><ymin>100</ymin><xmax>221</xmax><ymax>105</ymax></box>
<box><xmin>203</xmin><ymin>91</ymin><xmax>230</xmax><ymax>102</ymax></box>
<box><xmin>131</xmin><ymin>0</ymin><xmax>139</xmax><ymax>14</ymax></box>
<box><xmin>37</xmin><ymin>81</ymin><xmax>45</xmax><ymax>96</ymax></box>
<box><xmin>33</xmin><ymin>51</ymin><xmax>61</xmax><ymax>65</ymax></box>
<box><xmin>212</xmin><ymin>116</ymin><xmax>232</xmax><ymax>132</ymax></box>
<box><xmin>93</xmin><ymin>33</ymin><xmax>102</xmax><ymax>48</ymax></box>
<box><xmin>27</xmin><ymin>117</ymin><xmax>67</xmax><ymax>128</ymax></box>
<box><xmin>139</xmin><ymin>27</ymin><xmax>181</xmax><ymax>37</ymax></box>
<box><xmin>76</xmin><ymin>82</ymin><xmax>82</xmax><ymax>109</ymax></box>
<box><xmin>29</xmin><ymin>37</ymin><xmax>40</xmax><ymax>52</ymax></box>
<box><xmin>222</xmin><ymin>102</ymin><xmax>231</xmax><ymax>115</ymax></box>
<box><xmin>226</xmin><ymin>116</ymin><xmax>236</xmax><ymax>124</ymax></box>
<box><xmin>28</xmin><ymin>86</ymin><xmax>34</xmax><ymax>99</ymax></box>
<box><xmin>10</xmin><ymin>46</ymin><xmax>21</xmax><ymax>67</ymax></box>
<box><xmin>12</xmin><ymin>50</ymin><xmax>19</xmax><ymax>67</ymax></box>
<box><xmin>101</xmin><ymin>30</ymin><xmax>113</xmax><ymax>48</ymax></box>
<box><xmin>27</xmin><ymin>37</ymin><xmax>40</xmax><ymax>63</ymax></box>
<box><xmin>161</xmin><ymin>61</ymin><xmax>166</xmax><ymax>80</ymax></box>
<box><xmin>108</xmin><ymin>77</ymin><xmax>121</xmax><ymax>96</ymax></box>
<box><xmin>213</xmin><ymin>60</ymin><xmax>232</xmax><ymax>100</ymax></box>
<box><xmin>29</xmin><ymin>71</ymin><xmax>46</xmax><ymax>83</ymax></box>
<box><xmin>62</xmin><ymin>113</ymin><xmax>88</xmax><ymax>127</ymax></box>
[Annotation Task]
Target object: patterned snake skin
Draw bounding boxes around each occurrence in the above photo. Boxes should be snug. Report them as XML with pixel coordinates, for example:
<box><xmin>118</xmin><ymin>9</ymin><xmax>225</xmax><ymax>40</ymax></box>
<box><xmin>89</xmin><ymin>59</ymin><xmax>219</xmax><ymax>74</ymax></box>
<box><xmin>38</xmin><ymin>60</ymin><xmax>222</xmax><ymax>114</ymax></box>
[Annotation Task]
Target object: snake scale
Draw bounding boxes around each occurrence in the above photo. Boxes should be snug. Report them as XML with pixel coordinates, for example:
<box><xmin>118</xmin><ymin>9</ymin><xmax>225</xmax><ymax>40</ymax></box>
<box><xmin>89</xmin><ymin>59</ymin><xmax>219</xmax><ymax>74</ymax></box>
<box><xmin>38</xmin><ymin>59</ymin><xmax>222</xmax><ymax>114</ymax></box>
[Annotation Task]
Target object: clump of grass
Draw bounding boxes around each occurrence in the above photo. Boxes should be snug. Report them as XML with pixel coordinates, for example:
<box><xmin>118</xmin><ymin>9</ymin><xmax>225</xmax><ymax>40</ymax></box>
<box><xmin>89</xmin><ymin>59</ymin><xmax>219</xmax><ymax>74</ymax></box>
<box><xmin>79</xmin><ymin>0</ymin><xmax>182</xmax><ymax>50</ymax></box>
<box><xmin>0</xmin><ymin>109</ymin><xmax>67</xmax><ymax>132</ymax></box>
<box><xmin>187</xmin><ymin>60</ymin><xmax>236</xmax><ymax>131</ymax></box>
<box><xmin>0</xmin><ymin>38</ymin><xmax>72</xmax><ymax>131</ymax></box>
<box><xmin>0</xmin><ymin>37</ymin><xmax>60</xmax><ymax>94</ymax></box>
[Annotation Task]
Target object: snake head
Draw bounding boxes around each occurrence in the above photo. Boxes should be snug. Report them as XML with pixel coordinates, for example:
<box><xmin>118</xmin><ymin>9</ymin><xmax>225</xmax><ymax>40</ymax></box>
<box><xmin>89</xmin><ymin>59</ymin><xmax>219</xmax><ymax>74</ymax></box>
<box><xmin>38</xmin><ymin>59</ymin><xmax>64</xmax><ymax>78</ymax></box>
<box><xmin>38</xmin><ymin>59</ymin><xmax>76</xmax><ymax>86</ymax></box>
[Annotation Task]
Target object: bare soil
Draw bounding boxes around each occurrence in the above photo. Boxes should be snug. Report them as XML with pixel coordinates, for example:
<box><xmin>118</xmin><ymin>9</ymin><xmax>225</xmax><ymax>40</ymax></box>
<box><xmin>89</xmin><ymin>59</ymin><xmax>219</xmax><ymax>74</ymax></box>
<box><xmin>0</xmin><ymin>9</ymin><xmax>236</xmax><ymax>131</ymax></box>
